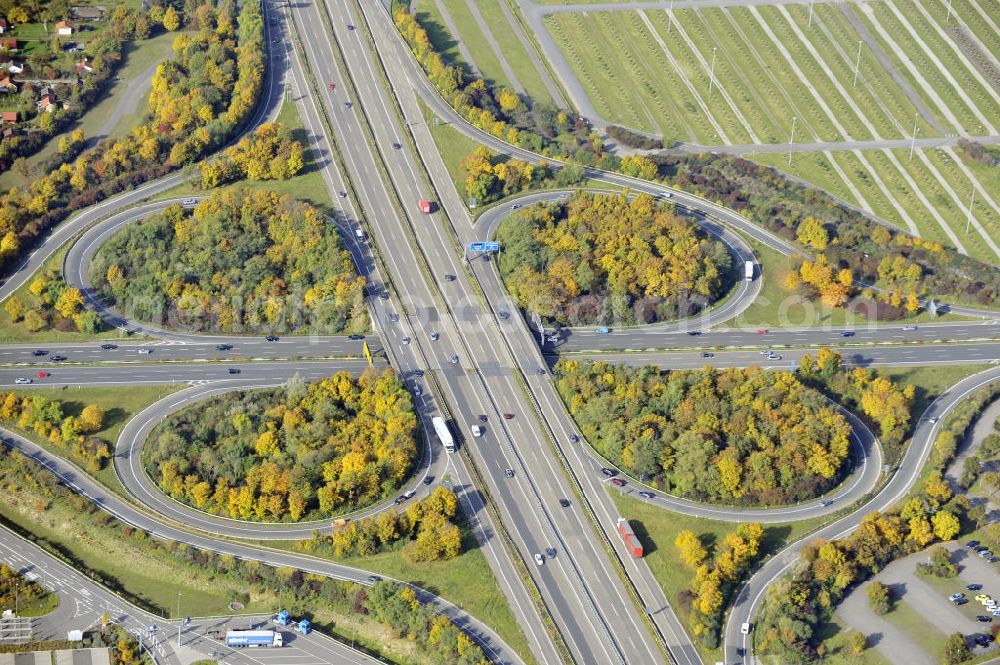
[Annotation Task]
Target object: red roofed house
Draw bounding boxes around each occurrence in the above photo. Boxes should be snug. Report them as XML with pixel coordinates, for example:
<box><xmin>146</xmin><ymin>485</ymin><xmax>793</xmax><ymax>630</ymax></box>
<box><xmin>0</xmin><ymin>75</ymin><xmax>16</xmax><ymax>93</ymax></box>
<box><xmin>1</xmin><ymin>111</ymin><xmax>17</xmax><ymax>124</ymax></box>
<box><xmin>74</xmin><ymin>59</ymin><xmax>93</xmax><ymax>75</ymax></box>
<box><xmin>37</xmin><ymin>94</ymin><xmax>56</xmax><ymax>113</ymax></box>
<box><xmin>0</xmin><ymin>37</ymin><xmax>17</xmax><ymax>52</ymax></box>
<box><xmin>56</xmin><ymin>20</ymin><xmax>75</xmax><ymax>36</ymax></box>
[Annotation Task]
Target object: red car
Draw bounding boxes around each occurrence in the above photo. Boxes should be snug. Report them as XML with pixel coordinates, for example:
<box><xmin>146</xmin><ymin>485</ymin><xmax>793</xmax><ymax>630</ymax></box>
<box><xmin>327</xmin><ymin>82</ymin><xmax>335</xmax><ymax>91</ymax></box>
<box><xmin>756</xmin><ymin>328</ymin><xmax>769</xmax><ymax>334</ymax></box>
<box><xmin>610</xmin><ymin>478</ymin><xmax>626</xmax><ymax>487</ymax></box>
<box><xmin>36</xmin><ymin>371</ymin><xmax>50</xmax><ymax>378</ymax></box>
<box><xmin>503</xmin><ymin>413</ymin><xmax>514</xmax><ymax>420</ymax></box>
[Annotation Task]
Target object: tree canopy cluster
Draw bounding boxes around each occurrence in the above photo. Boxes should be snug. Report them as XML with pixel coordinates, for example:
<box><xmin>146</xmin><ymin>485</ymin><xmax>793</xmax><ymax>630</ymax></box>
<box><xmin>0</xmin><ymin>0</ymin><xmax>264</xmax><ymax>278</ymax></box>
<box><xmin>4</xmin><ymin>267</ymin><xmax>104</xmax><ymax>335</ymax></box>
<box><xmin>756</xmin><ymin>376</ymin><xmax>984</xmax><ymax>664</ymax></box>
<box><xmin>554</xmin><ymin>360</ymin><xmax>852</xmax><ymax>505</ymax></box>
<box><xmin>496</xmin><ymin>192</ymin><xmax>732</xmax><ymax>326</ymax></box>
<box><xmin>300</xmin><ymin>486</ymin><xmax>464</xmax><ymax>564</ymax></box>
<box><xmin>90</xmin><ymin>189</ymin><xmax>366</xmax><ymax>334</ymax></box>
<box><xmin>0</xmin><ymin>391</ymin><xmax>109</xmax><ymax>471</ymax></box>
<box><xmin>143</xmin><ymin>370</ymin><xmax>418</xmax><ymax>522</ymax></box>
<box><xmin>0</xmin><ymin>562</ymin><xmax>52</xmax><ymax>615</ymax></box>
<box><xmin>200</xmin><ymin>122</ymin><xmax>305</xmax><ymax>188</ymax></box>
<box><xmin>794</xmin><ymin>349</ymin><xmax>914</xmax><ymax>463</ymax></box>
<box><xmin>675</xmin><ymin>523</ymin><xmax>764</xmax><ymax>648</ymax></box>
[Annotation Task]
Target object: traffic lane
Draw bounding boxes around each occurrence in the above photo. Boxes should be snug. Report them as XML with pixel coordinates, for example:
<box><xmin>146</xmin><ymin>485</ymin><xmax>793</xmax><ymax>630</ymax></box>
<box><xmin>0</xmin><ymin>337</ymin><xmax>377</xmax><ymax>365</ymax></box>
<box><xmin>554</xmin><ymin>342</ymin><xmax>1000</xmax><ymax>370</ymax></box>
<box><xmin>723</xmin><ymin>366</ymin><xmax>1000</xmax><ymax>665</ymax></box>
<box><xmin>555</xmin><ymin>321</ymin><xmax>1000</xmax><ymax>352</ymax></box>
<box><xmin>0</xmin><ymin>359</ymin><xmax>381</xmax><ymax>387</ymax></box>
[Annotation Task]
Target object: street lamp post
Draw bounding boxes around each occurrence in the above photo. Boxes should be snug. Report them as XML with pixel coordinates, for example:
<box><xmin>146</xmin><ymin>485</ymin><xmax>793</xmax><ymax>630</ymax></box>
<box><xmin>176</xmin><ymin>592</ymin><xmax>181</xmax><ymax>648</ymax></box>
<box><xmin>909</xmin><ymin>113</ymin><xmax>918</xmax><ymax>160</ymax></box>
<box><xmin>667</xmin><ymin>0</ymin><xmax>674</xmax><ymax>33</ymax></box>
<box><xmin>708</xmin><ymin>47</ymin><xmax>718</xmax><ymax>95</ymax></box>
<box><xmin>852</xmin><ymin>40</ymin><xmax>862</xmax><ymax>87</ymax></box>
<box><xmin>966</xmin><ymin>185</ymin><xmax>977</xmax><ymax>235</ymax></box>
<box><xmin>808</xmin><ymin>0</ymin><xmax>814</xmax><ymax>28</ymax></box>
<box><xmin>788</xmin><ymin>116</ymin><xmax>797</xmax><ymax>165</ymax></box>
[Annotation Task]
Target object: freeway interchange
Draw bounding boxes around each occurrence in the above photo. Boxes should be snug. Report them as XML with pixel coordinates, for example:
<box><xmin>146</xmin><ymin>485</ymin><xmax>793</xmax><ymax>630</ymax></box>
<box><xmin>0</xmin><ymin>1</ymin><xmax>998</xmax><ymax>665</ymax></box>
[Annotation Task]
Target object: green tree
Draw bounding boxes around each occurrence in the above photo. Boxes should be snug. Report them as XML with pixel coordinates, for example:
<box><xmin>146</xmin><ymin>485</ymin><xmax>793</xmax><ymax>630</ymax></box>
<box><xmin>847</xmin><ymin>630</ymin><xmax>867</xmax><ymax>655</ymax></box>
<box><xmin>943</xmin><ymin>632</ymin><xmax>971</xmax><ymax>665</ymax></box>
<box><xmin>162</xmin><ymin>6</ymin><xmax>180</xmax><ymax>31</ymax></box>
<box><xmin>866</xmin><ymin>580</ymin><xmax>891</xmax><ymax>615</ymax></box>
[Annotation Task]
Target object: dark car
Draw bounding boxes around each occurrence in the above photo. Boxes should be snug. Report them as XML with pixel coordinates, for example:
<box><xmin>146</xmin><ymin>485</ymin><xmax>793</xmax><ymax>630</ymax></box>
<box><xmin>976</xmin><ymin>615</ymin><xmax>993</xmax><ymax>623</ymax></box>
<box><xmin>638</xmin><ymin>491</ymin><xmax>655</xmax><ymax>499</ymax></box>
<box><xmin>504</xmin><ymin>468</ymin><xmax>515</xmax><ymax>478</ymax></box>
<box><xmin>610</xmin><ymin>478</ymin><xmax>626</xmax><ymax>487</ymax></box>
<box><xmin>479</xmin><ymin>415</ymin><xmax>488</xmax><ymax>423</ymax></box>
<box><xmin>559</xmin><ymin>499</ymin><xmax>570</xmax><ymax>507</ymax></box>
<box><xmin>392</xmin><ymin>143</ymin><xmax>401</xmax><ymax>150</ymax></box>
<box><xmin>968</xmin><ymin>584</ymin><xmax>984</xmax><ymax>591</ymax></box>
<box><xmin>388</xmin><ymin>312</ymin><xmax>399</xmax><ymax>322</ymax></box>
<box><xmin>975</xmin><ymin>546</ymin><xmax>989</xmax><ymax>553</ymax></box>
<box><xmin>600</xmin><ymin>468</ymin><xmax>617</xmax><ymax>477</ymax></box>
<box><xmin>348</xmin><ymin>334</ymin><xmax>365</xmax><ymax>340</ymax></box>
<box><xmin>687</xmin><ymin>331</ymin><xmax>702</xmax><ymax>336</ymax></box>
<box><xmin>545</xmin><ymin>548</ymin><xmax>556</xmax><ymax>559</ymax></box>
<box><xmin>701</xmin><ymin>352</ymin><xmax>714</xmax><ymax>358</ymax></box>
<box><xmin>228</xmin><ymin>368</ymin><xmax>241</xmax><ymax>374</ymax></box>
<box><xmin>956</xmin><ymin>598</ymin><xmax>969</xmax><ymax>606</ymax></box>
<box><xmin>444</xmin><ymin>274</ymin><xmax>455</xmax><ymax>281</ymax></box>
<box><xmin>346</xmin><ymin>24</ymin><xmax>354</xmax><ymax>30</ymax></box>
<box><xmin>569</xmin><ymin>433</ymin><xmax>579</xmax><ymax>443</ymax></box>
<box><xmin>101</xmin><ymin>343</ymin><xmax>117</xmax><ymax>350</ymax></box>
<box><xmin>503</xmin><ymin>413</ymin><xmax>514</xmax><ymax>420</ymax></box>
<box><xmin>31</xmin><ymin>350</ymin><xmax>47</xmax><ymax>357</ymax></box>
<box><xmin>498</xmin><ymin>311</ymin><xmax>511</xmax><ymax>320</ymax></box>
<box><xmin>976</xmin><ymin>635</ymin><xmax>992</xmax><ymax>648</ymax></box>
<box><xmin>536</xmin><ymin>367</ymin><xmax>546</xmax><ymax>375</ymax></box>
<box><xmin>50</xmin><ymin>355</ymin><xmax>66</xmax><ymax>362</ymax></box>
<box><xmin>367</xmin><ymin>575</ymin><xmax>381</xmax><ymax>583</ymax></box>
<box><xmin>967</xmin><ymin>540</ymin><xmax>980</xmax><ymax>548</ymax></box>
<box><xmin>841</xmin><ymin>331</ymin><xmax>856</xmax><ymax>337</ymax></box>
<box><xmin>265</xmin><ymin>335</ymin><xmax>279</xmax><ymax>342</ymax></box>
<box><xmin>988</xmin><ymin>557</ymin><xmax>999</xmax><ymax>563</ymax></box>
<box><xmin>216</xmin><ymin>344</ymin><xmax>233</xmax><ymax>351</ymax></box>
<box><xmin>412</xmin><ymin>369</ymin><xmax>424</xmax><ymax>378</ymax></box>
<box><xmin>423</xmin><ymin>476</ymin><xmax>434</xmax><ymax>485</ymax></box>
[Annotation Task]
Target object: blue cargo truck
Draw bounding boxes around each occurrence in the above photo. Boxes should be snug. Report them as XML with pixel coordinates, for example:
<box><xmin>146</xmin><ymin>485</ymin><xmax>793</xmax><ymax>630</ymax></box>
<box><xmin>225</xmin><ymin>630</ymin><xmax>283</xmax><ymax>647</ymax></box>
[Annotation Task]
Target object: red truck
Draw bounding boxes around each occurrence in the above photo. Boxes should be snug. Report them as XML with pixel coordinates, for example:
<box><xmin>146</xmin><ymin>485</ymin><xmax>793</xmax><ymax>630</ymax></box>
<box><xmin>617</xmin><ymin>518</ymin><xmax>643</xmax><ymax>558</ymax></box>
<box><xmin>418</xmin><ymin>198</ymin><xmax>432</xmax><ymax>214</ymax></box>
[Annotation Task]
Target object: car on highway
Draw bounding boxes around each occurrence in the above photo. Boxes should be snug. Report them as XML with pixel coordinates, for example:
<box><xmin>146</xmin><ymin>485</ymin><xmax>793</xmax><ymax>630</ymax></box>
<box><xmin>392</xmin><ymin>143</ymin><xmax>401</xmax><ymax>150</ymax></box>
<box><xmin>388</xmin><ymin>312</ymin><xmax>399</xmax><ymax>322</ymax></box>
<box><xmin>181</xmin><ymin>198</ymin><xmax>198</xmax><ymax>208</ymax></box>
<box><xmin>595</xmin><ymin>327</ymin><xmax>610</xmax><ymax>334</ymax></box>
<box><xmin>344</xmin><ymin>101</ymin><xmax>352</xmax><ymax>108</ymax></box>
<box><xmin>510</xmin><ymin>204</ymin><xmax>520</xmax><ymax>210</ymax></box>
<box><xmin>412</xmin><ymin>369</ymin><xmax>424</xmax><ymax>378</ymax></box>
<box><xmin>545</xmin><ymin>548</ymin><xmax>556</xmax><ymax>559</ymax></box>
<box><xmin>412</xmin><ymin>384</ymin><xmax>422</xmax><ymax>396</ymax></box>
<box><xmin>559</xmin><ymin>499</ymin><xmax>571</xmax><ymax>508</ymax></box>
<box><xmin>339</xmin><ymin>191</ymin><xmax>347</xmax><ymax>198</ymax></box>
<box><xmin>498</xmin><ymin>311</ymin><xmax>510</xmax><ymax>320</ymax></box>
<box><xmin>348</xmin><ymin>334</ymin><xmax>365</xmax><ymax>340</ymax></box>
<box><xmin>534</xmin><ymin>553</ymin><xmax>544</xmax><ymax>566</ymax></box>
<box><xmin>216</xmin><ymin>344</ymin><xmax>233</xmax><ymax>351</ymax></box>
<box><xmin>479</xmin><ymin>415</ymin><xmax>488</xmax><ymax>422</ymax></box>
<box><xmin>51</xmin><ymin>355</ymin><xmax>65</xmax><ymax>362</ymax></box>
<box><xmin>928</xmin><ymin>416</ymin><xmax>939</xmax><ymax>424</ymax></box>
<box><xmin>228</xmin><ymin>368</ymin><xmax>241</xmax><ymax>374</ymax></box>
<box><xmin>756</xmin><ymin>329</ymin><xmax>768</xmax><ymax>334</ymax></box>
<box><xmin>346</xmin><ymin>24</ymin><xmax>354</xmax><ymax>30</ymax></box>
<box><xmin>430</xmin><ymin>332</ymin><xmax>439</xmax><ymax>341</ymax></box>
<box><xmin>444</xmin><ymin>274</ymin><xmax>455</xmax><ymax>281</ymax></box>
<box><xmin>402</xmin><ymin>336</ymin><xmax>411</xmax><ymax>345</ymax></box>
<box><xmin>138</xmin><ymin>348</ymin><xmax>152</xmax><ymax>354</ymax></box>
<box><xmin>423</xmin><ymin>476</ymin><xmax>434</xmax><ymax>485</ymax></box>
<box><xmin>367</xmin><ymin>575</ymin><xmax>381</xmax><ymax>583</ymax></box>
<box><xmin>450</xmin><ymin>355</ymin><xmax>459</xmax><ymax>364</ymax></box>
<box><xmin>741</xmin><ymin>622</ymin><xmax>752</xmax><ymax>635</ymax></box>
<box><xmin>536</xmin><ymin>367</ymin><xmax>546</xmax><ymax>375</ymax></box>
<box><xmin>610</xmin><ymin>478</ymin><xmax>626</xmax><ymax>487</ymax></box>
<box><xmin>687</xmin><ymin>331</ymin><xmax>702</xmax><ymax>336</ymax></box>
<box><xmin>101</xmin><ymin>343</ymin><xmax>117</xmax><ymax>350</ymax></box>
<box><xmin>759</xmin><ymin>349</ymin><xmax>771</xmax><ymax>355</ymax></box>
<box><xmin>265</xmin><ymin>335</ymin><xmax>279</xmax><ymax>342</ymax></box>
<box><xmin>968</xmin><ymin>584</ymin><xmax>984</xmax><ymax>591</ymax></box>
<box><xmin>841</xmin><ymin>331</ymin><xmax>855</xmax><ymax>337</ymax></box>
<box><xmin>503</xmin><ymin>413</ymin><xmax>514</xmax><ymax>419</ymax></box>
<box><xmin>327</xmin><ymin>82</ymin><xmax>335</xmax><ymax>90</ymax></box>
<box><xmin>31</xmin><ymin>350</ymin><xmax>47</xmax><ymax>356</ymax></box>
<box><xmin>14</xmin><ymin>378</ymin><xmax>31</xmax><ymax>384</ymax></box>
<box><xmin>902</xmin><ymin>325</ymin><xmax>918</xmax><ymax>331</ymax></box>
<box><xmin>504</xmin><ymin>468</ymin><xmax>515</xmax><ymax>478</ymax></box>
<box><xmin>701</xmin><ymin>352</ymin><xmax>714</xmax><ymax>358</ymax></box>
<box><xmin>569</xmin><ymin>433</ymin><xmax>579</xmax><ymax>443</ymax></box>
<box><xmin>600</xmin><ymin>468</ymin><xmax>617</xmax><ymax>477</ymax></box>
<box><xmin>35</xmin><ymin>371</ymin><xmax>49</xmax><ymax>378</ymax></box>
<box><xmin>638</xmin><ymin>491</ymin><xmax>655</xmax><ymax>499</ymax></box>
<box><xmin>768</xmin><ymin>354</ymin><xmax>783</xmax><ymax>361</ymax></box>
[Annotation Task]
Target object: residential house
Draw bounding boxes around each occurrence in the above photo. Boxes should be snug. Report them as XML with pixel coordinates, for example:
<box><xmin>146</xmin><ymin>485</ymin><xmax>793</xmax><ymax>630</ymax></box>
<box><xmin>74</xmin><ymin>59</ymin><xmax>93</xmax><ymax>76</ymax></box>
<box><xmin>1</xmin><ymin>111</ymin><xmax>17</xmax><ymax>124</ymax></box>
<box><xmin>37</xmin><ymin>94</ymin><xmax>56</xmax><ymax>113</ymax></box>
<box><xmin>0</xmin><ymin>37</ymin><xmax>17</xmax><ymax>52</ymax></box>
<box><xmin>0</xmin><ymin>76</ymin><xmax>16</xmax><ymax>93</ymax></box>
<box><xmin>71</xmin><ymin>6</ymin><xmax>106</xmax><ymax>20</ymax></box>
<box><xmin>0</xmin><ymin>18</ymin><xmax>8</xmax><ymax>34</ymax></box>
<box><xmin>6</xmin><ymin>62</ymin><xmax>23</xmax><ymax>75</ymax></box>
<box><xmin>56</xmin><ymin>20</ymin><xmax>75</xmax><ymax>36</ymax></box>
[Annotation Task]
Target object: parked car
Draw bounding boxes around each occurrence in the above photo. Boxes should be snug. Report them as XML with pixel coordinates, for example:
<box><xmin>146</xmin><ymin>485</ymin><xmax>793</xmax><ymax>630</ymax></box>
<box><xmin>989</xmin><ymin>557</ymin><xmax>999</xmax><ymax>564</ymax></box>
<box><xmin>610</xmin><ymin>478</ymin><xmax>626</xmax><ymax>487</ymax></box>
<box><xmin>968</xmin><ymin>584</ymin><xmax>984</xmax><ymax>591</ymax></box>
<box><xmin>956</xmin><ymin>598</ymin><xmax>970</xmax><ymax>606</ymax></box>
<box><xmin>976</xmin><ymin>615</ymin><xmax>993</xmax><ymax>623</ymax></box>
<box><xmin>949</xmin><ymin>593</ymin><xmax>966</xmax><ymax>602</ymax></box>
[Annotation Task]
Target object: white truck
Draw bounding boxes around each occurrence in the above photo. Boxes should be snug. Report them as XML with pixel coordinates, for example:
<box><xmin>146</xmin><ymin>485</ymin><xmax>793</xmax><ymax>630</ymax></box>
<box><xmin>433</xmin><ymin>416</ymin><xmax>456</xmax><ymax>453</ymax></box>
<box><xmin>745</xmin><ymin>260</ymin><xmax>754</xmax><ymax>282</ymax></box>
<box><xmin>225</xmin><ymin>630</ymin><xmax>283</xmax><ymax>648</ymax></box>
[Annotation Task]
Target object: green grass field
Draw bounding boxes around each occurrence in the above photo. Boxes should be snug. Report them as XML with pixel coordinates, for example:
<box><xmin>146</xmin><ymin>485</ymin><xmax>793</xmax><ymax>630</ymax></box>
<box><xmin>882</xmin><ymin>598</ymin><xmax>947</xmax><ymax>661</ymax></box>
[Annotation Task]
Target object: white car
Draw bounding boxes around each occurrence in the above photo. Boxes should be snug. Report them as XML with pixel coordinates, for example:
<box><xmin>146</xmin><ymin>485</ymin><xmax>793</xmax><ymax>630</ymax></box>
<box><xmin>534</xmin><ymin>553</ymin><xmax>544</xmax><ymax>566</ymax></box>
<box><xmin>14</xmin><ymin>377</ymin><xmax>31</xmax><ymax>384</ymax></box>
<box><xmin>181</xmin><ymin>198</ymin><xmax>198</xmax><ymax>208</ymax></box>
<box><xmin>741</xmin><ymin>622</ymin><xmax>752</xmax><ymax>635</ymax></box>
<box><xmin>137</xmin><ymin>348</ymin><xmax>152</xmax><ymax>354</ymax></box>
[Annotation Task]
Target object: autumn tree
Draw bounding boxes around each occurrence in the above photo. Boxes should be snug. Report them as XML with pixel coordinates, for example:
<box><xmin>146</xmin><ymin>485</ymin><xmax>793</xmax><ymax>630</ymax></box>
<box><xmin>943</xmin><ymin>632</ymin><xmax>971</xmax><ymax>665</ymax></box>
<box><xmin>796</xmin><ymin>217</ymin><xmax>829</xmax><ymax>250</ymax></box>
<box><xmin>675</xmin><ymin>530</ymin><xmax>708</xmax><ymax>568</ymax></box>
<box><xmin>866</xmin><ymin>580</ymin><xmax>891</xmax><ymax>615</ymax></box>
<box><xmin>162</xmin><ymin>6</ymin><xmax>180</xmax><ymax>31</ymax></box>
